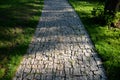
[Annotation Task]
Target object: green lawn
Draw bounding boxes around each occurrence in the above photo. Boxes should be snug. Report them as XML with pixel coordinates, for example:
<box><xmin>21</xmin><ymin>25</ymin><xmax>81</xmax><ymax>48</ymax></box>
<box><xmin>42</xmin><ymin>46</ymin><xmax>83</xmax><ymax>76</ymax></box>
<box><xmin>69</xmin><ymin>0</ymin><xmax>120</xmax><ymax>80</ymax></box>
<box><xmin>0</xmin><ymin>0</ymin><xmax>43</xmax><ymax>79</ymax></box>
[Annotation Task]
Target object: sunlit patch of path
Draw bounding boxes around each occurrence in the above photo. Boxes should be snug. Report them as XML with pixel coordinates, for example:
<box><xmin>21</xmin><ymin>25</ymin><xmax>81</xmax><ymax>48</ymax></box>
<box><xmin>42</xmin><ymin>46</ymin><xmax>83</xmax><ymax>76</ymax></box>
<box><xmin>13</xmin><ymin>0</ymin><xmax>107</xmax><ymax>80</ymax></box>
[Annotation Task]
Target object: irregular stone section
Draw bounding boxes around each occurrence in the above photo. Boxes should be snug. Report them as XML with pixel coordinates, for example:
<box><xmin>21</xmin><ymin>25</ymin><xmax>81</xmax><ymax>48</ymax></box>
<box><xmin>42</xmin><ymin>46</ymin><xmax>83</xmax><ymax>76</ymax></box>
<box><xmin>13</xmin><ymin>0</ymin><xmax>107</xmax><ymax>80</ymax></box>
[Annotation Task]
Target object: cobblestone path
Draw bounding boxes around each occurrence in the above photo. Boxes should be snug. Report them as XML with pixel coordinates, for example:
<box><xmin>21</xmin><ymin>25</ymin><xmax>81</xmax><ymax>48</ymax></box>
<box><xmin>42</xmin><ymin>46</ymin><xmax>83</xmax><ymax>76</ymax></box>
<box><xmin>13</xmin><ymin>0</ymin><xmax>107</xmax><ymax>80</ymax></box>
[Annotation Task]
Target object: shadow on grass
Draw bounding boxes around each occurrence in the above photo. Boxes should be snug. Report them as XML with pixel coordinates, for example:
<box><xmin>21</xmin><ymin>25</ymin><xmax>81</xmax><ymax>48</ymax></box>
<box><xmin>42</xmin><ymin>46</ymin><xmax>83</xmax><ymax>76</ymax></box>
<box><xmin>0</xmin><ymin>42</ymin><xmax>30</xmax><ymax>79</ymax></box>
<box><xmin>0</xmin><ymin>0</ymin><xmax>44</xmax><ymax>79</ymax></box>
<box><xmin>0</xmin><ymin>0</ymin><xmax>43</xmax><ymax>51</ymax></box>
<box><xmin>0</xmin><ymin>0</ymin><xmax>43</xmax><ymax>27</ymax></box>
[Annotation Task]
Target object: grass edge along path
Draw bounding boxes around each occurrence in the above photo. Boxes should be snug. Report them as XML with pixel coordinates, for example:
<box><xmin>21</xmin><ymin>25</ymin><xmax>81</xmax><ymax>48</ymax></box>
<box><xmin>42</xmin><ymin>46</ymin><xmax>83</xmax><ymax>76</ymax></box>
<box><xmin>0</xmin><ymin>0</ymin><xmax>44</xmax><ymax>80</ymax></box>
<box><xmin>68</xmin><ymin>0</ymin><xmax>120</xmax><ymax>80</ymax></box>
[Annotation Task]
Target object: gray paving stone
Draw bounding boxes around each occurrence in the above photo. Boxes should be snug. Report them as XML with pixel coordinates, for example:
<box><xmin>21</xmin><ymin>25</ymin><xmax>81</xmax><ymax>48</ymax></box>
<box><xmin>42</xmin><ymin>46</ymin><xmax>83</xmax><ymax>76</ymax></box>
<box><xmin>13</xmin><ymin>0</ymin><xmax>107</xmax><ymax>80</ymax></box>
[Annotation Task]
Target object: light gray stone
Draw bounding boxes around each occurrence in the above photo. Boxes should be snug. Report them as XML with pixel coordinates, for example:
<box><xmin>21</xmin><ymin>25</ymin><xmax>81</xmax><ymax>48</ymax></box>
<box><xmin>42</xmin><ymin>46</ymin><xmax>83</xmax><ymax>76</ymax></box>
<box><xmin>13</xmin><ymin>0</ymin><xmax>107</xmax><ymax>79</ymax></box>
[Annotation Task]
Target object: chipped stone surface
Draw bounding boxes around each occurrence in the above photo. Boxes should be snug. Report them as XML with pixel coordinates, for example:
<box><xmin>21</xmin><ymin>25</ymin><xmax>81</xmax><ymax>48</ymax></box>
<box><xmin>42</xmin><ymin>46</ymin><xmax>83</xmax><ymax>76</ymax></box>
<box><xmin>13</xmin><ymin>0</ymin><xmax>107</xmax><ymax>80</ymax></box>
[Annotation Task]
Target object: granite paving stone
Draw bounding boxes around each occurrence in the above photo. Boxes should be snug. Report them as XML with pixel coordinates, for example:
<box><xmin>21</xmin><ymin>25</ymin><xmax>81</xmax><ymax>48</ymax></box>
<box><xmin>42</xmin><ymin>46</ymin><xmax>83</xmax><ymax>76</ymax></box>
<box><xmin>13</xmin><ymin>0</ymin><xmax>107</xmax><ymax>80</ymax></box>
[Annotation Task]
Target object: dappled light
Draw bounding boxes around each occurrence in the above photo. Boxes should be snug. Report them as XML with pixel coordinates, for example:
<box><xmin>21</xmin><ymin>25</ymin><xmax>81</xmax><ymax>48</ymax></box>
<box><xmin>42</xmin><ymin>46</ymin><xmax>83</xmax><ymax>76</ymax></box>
<box><xmin>13</xmin><ymin>0</ymin><xmax>107</xmax><ymax>80</ymax></box>
<box><xmin>0</xmin><ymin>0</ymin><xmax>43</xmax><ymax>79</ymax></box>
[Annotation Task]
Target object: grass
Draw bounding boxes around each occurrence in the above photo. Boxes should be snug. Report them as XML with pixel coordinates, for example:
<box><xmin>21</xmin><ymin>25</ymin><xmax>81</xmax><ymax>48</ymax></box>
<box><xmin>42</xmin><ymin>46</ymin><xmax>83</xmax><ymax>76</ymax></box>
<box><xmin>0</xmin><ymin>0</ymin><xmax>43</xmax><ymax>79</ymax></box>
<box><xmin>69</xmin><ymin>0</ymin><xmax>120</xmax><ymax>80</ymax></box>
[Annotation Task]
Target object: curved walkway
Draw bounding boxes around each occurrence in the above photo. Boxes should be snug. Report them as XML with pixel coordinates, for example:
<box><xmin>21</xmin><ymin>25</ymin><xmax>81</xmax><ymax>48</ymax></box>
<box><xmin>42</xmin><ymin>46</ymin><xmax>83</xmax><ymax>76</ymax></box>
<box><xmin>13</xmin><ymin>0</ymin><xmax>107</xmax><ymax>80</ymax></box>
